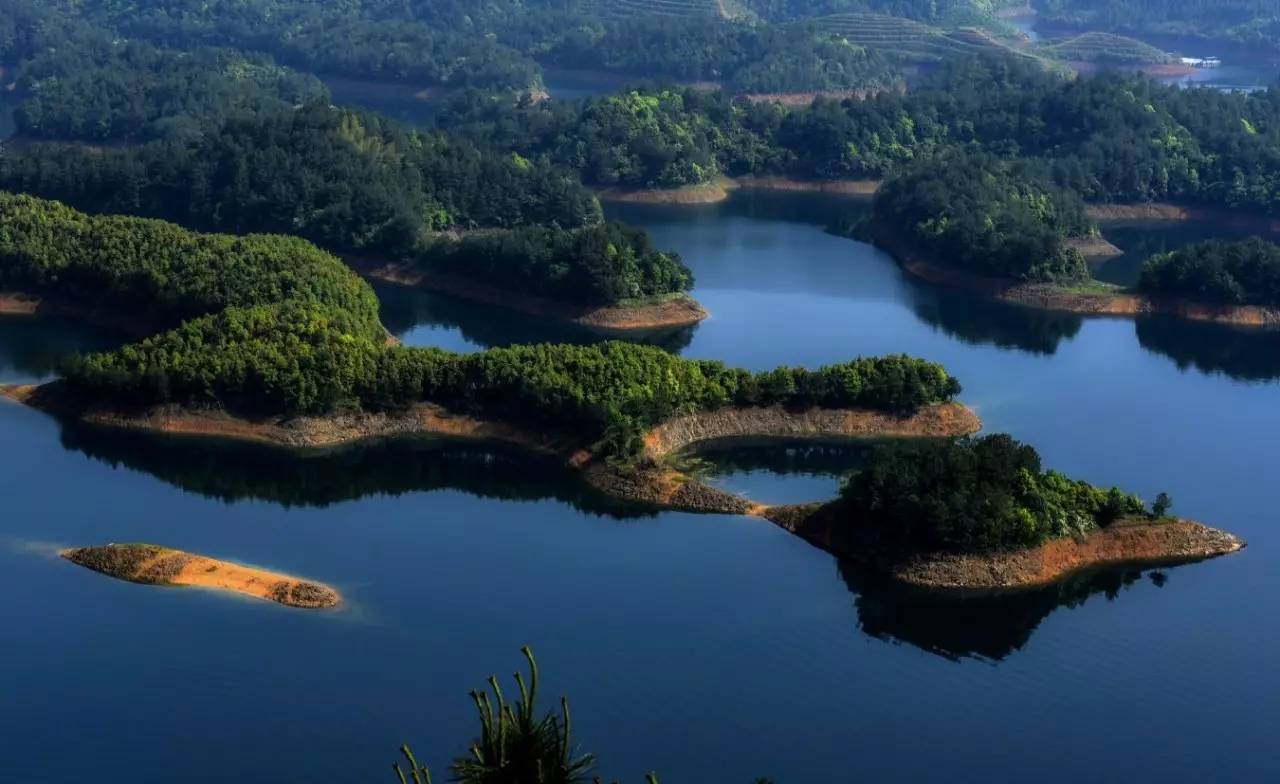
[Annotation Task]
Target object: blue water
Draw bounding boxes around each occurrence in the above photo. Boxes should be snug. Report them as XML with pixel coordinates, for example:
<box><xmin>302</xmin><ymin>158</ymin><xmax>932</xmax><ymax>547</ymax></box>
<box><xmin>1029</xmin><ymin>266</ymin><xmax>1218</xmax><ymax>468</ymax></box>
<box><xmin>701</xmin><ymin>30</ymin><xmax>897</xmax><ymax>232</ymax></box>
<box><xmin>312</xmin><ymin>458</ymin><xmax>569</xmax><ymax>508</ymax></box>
<box><xmin>2</xmin><ymin>191</ymin><xmax>1279</xmax><ymax>782</ymax></box>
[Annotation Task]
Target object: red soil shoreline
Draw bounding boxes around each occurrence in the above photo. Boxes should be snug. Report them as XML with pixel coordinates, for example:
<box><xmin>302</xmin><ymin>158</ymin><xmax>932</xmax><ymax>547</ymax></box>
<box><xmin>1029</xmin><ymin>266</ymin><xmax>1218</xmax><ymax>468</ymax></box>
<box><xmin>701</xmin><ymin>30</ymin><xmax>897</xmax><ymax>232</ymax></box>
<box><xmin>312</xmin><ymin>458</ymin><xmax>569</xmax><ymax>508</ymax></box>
<box><xmin>3</xmin><ymin>381</ymin><xmax>1242</xmax><ymax>591</ymax></box>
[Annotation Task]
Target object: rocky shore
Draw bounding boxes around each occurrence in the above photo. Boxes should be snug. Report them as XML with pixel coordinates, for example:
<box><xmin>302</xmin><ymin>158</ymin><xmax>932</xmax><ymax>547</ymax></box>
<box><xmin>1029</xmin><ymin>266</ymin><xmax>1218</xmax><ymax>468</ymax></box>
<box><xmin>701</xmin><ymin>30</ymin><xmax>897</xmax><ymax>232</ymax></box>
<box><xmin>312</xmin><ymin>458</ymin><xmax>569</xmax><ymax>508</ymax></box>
<box><xmin>766</xmin><ymin>503</ymin><xmax>1244</xmax><ymax>590</ymax></box>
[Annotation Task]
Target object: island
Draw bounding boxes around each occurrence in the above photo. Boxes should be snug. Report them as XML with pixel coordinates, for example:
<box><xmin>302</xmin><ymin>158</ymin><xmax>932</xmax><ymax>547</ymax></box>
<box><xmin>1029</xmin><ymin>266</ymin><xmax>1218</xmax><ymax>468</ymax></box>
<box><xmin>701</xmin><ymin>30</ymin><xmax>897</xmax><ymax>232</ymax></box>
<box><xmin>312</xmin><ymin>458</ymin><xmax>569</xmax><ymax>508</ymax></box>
<box><xmin>765</xmin><ymin>434</ymin><xmax>1244</xmax><ymax>590</ymax></box>
<box><xmin>862</xmin><ymin>153</ymin><xmax>1280</xmax><ymax>327</ymax></box>
<box><xmin>351</xmin><ymin>222</ymin><xmax>706</xmax><ymax>331</ymax></box>
<box><xmin>62</xmin><ymin>543</ymin><xmax>340</xmax><ymax>608</ymax></box>
<box><xmin>0</xmin><ymin>193</ymin><xmax>1243</xmax><ymax>590</ymax></box>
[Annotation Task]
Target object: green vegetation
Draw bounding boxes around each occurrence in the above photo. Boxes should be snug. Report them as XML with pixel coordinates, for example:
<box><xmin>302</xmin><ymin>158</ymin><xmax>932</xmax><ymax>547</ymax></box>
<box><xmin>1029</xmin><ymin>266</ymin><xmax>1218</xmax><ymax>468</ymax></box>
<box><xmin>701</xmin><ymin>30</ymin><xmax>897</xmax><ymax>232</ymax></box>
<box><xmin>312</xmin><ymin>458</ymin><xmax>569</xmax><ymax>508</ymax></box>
<box><xmin>1031</xmin><ymin>32</ymin><xmax>1176</xmax><ymax>65</ymax></box>
<box><xmin>394</xmin><ymin>647</ymin><xmax>668</xmax><ymax>784</ymax></box>
<box><xmin>808</xmin><ymin>12</ymin><xmax>1040</xmax><ymax>65</ymax></box>
<box><xmin>0</xmin><ymin>101</ymin><xmax>600</xmax><ymax>247</ymax></box>
<box><xmin>872</xmin><ymin>152</ymin><xmax>1094</xmax><ymax>281</ymax></box>
<box><xmin>529</xmin><ymin>16</ymin><xmax>902</xmax><ymax>93</ymax></box>
<box><xmin>1037</xmin><ymin>0</ymin><xmax>1280</xmax><ymax>50</ymax></box>
<box><xmin>434</xmin><ymin>54</ymin><xmax>1280</xmax><ymax>214</ymax></box>
<box><xmin>838</xmin><ymin>434</ymin><xmax>1148</xmax><ymax>552</ymax></box>
<box><xmin>13</xmin><ymin>41</ymin><xmax>326</xmax><ymax>142</ymax></box>
<box><xmin>17</xmin><ymin>0</ymin><xmax>543</xmax><ymax>90</ymax></box>
<box><xmin>0</xmin><ymin>194</ymin><xmax>959</xmax><ymax>457</ymax></box>
<box><xmin>418</xmin><ymin>223</ymin><xmax>693</xmax><ymax>305</ymax></box>
<box><xmin>1139</xmin><ymin>238</ymin><xmax>1280</xmax><ymax>306</ymax></box>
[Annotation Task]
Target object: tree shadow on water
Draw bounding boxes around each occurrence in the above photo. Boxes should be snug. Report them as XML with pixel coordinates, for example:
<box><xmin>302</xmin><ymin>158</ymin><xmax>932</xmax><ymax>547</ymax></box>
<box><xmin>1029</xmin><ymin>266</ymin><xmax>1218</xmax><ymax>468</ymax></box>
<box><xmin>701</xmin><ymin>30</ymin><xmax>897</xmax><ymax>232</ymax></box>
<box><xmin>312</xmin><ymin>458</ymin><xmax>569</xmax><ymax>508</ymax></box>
<box><xmin>840</xmin><ymin>560</ymin><xmax>1167</xmax><ymax>662</ymax></box>
<box><xmin>55</xmin><ymin>418</ymin><xmax>657</xmax><ymax>519</ymax></box>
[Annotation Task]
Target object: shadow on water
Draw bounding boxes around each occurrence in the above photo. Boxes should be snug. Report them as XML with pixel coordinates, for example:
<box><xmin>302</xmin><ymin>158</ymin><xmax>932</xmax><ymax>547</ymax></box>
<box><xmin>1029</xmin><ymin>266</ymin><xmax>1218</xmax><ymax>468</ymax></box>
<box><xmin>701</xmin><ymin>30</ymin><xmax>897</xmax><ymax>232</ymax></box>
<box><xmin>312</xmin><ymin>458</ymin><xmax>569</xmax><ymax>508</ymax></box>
<box><xmin>0</xmin><ymin>315</ymin><xmax>124</xmax><ymax>382</ymax></box>
<box><xmin>374</xmin><ymin>281</ymin><xmax>697</xmax><ymax>353</ymax></box>
<box><xmin>1136</xmin><ymin>316</ymin><xmax>1280</xmax><ymax>382</ymax></box>
<box><xmin>54</xmin><ymin>420</ymin><xmax>657</xmax><ymax>519</ymax></box>
<box><xmin>841</xmin><ymin>561</ymin><xmax>1171</xmax><ymax>662</ymax></box>
<box><xmin>908</xmin><ymin>287</ymin><xmax>1084</xmax><ymax>355</ymax></box>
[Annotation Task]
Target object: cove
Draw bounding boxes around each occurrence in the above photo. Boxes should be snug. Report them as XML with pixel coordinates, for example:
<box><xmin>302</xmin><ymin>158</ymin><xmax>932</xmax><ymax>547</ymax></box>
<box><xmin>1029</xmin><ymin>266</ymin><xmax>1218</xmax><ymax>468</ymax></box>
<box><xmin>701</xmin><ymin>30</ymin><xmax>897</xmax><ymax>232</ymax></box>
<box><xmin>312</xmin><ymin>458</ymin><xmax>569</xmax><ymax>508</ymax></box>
<box><xmin>2</xmin><ymin>191</ymin><xmax>1278</xmax><ymax>782</ymax></box>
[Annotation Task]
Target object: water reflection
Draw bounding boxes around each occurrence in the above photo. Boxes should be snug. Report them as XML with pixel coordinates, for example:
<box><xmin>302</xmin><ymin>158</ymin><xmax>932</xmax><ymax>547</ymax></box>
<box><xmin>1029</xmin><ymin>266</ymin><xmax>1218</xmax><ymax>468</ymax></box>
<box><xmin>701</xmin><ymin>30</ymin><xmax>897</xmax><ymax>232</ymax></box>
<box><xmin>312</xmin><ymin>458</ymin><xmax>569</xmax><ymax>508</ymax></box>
<box><xmin>1136</xmin><ymin>316</ymin><xmax>1280</xmax><ymax>382</ymax></box>
<box><xmin>909</xmin><ymin>288</ymin><xmax>1084</xmax><ymax>355</ymax></box>
<box><xmin>842</xmin><ymin>561</ymin><xmax>1169</xmax><ymax>661</ymax></box>
<box><xmin>55</xmin><ymin>420</ymin><xmax>653</xmax><ymax>518</ymax></box>
<box><xmin>375</xmin><ymin>281</ymin><xmax>696</xmax><ymax>353</ymax></box>
<box><xmin>688</xmin><ymin>440</ymin><xmax>867</xmax><ymax>505</ymax></box>
<box><xmin>0</xmin><ymin>315</ymin><xmax>123</xmax><ymax>383</ymax></box>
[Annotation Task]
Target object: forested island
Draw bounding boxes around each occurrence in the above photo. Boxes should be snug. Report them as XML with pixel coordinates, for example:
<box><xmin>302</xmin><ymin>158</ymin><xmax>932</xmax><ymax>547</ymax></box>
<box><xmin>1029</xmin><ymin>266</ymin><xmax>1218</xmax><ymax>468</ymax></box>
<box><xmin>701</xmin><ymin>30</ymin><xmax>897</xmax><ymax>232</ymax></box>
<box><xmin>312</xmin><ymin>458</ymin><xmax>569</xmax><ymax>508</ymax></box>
<box><xmin>860</xmin><ymin>152</ymin><xmax>1280</xmax><ymax>326</ymax></box>
<box><xmin>0</xmin><ymin>193</ymin><xmax>1245</xmax><ymax>589</ymax></box>
<box><xmin>767</xmin><ymin>435</ymin><xmax>1245</xmax><ymax>589</ymax></box>
<box><xmin>0</xmin><ymin>193</ymin><xmax>965</xmax><ymax>500</ymax></box>
<box><xmin>0</xmin><ymin>98</ymin><xmax>709</xmax><ymax>327</ymax></box>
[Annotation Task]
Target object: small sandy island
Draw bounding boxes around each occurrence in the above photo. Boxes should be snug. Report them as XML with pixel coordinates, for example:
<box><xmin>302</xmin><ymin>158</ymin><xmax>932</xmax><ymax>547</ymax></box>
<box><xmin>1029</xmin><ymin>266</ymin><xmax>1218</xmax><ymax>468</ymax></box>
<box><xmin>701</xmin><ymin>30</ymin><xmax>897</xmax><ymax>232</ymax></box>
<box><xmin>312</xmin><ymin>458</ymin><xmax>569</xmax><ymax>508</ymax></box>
<box><xmin>61</xmin><ymin>543</ymin><xmax>340</xmax><ymax>608</ymax></box>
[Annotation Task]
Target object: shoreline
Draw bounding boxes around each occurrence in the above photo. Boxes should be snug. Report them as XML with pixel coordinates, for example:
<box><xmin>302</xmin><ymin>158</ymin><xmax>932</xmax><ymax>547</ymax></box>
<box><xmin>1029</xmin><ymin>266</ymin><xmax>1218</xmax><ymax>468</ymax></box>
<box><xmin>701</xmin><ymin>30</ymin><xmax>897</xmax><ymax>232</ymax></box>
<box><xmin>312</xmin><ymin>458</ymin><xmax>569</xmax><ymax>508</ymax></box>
<box><xmin>62</xmin><ymin>543</ymin><xmax>340</xmax><ymax>608</ymax></box>
<box><xmin>595</xmin><ymin>176</ymin><xmax>881</xmax><ymax>205</ymax></box>
<box><xmin>1</xmin><ymin>379</ymin><xmax>971</xmax><ymax>515</ymax></box>
<box><xmin>352</xmin><ymin>260</ymin><xmax>708</xmax><ymax>331</ymax></box>
<box><xmin>767</xmin><ymin>504</ymin><xmax>1245</xmax><ymax>590</ymax></box>
<box><xmin>869</xmin><ymin>222</ymin><xmax>1280</xmax><ymax>327</ymax></box>
<box><xmin>5</xmin><ymin>382</ymin><xmax>1246</xmax><ymax>591</ymax></box>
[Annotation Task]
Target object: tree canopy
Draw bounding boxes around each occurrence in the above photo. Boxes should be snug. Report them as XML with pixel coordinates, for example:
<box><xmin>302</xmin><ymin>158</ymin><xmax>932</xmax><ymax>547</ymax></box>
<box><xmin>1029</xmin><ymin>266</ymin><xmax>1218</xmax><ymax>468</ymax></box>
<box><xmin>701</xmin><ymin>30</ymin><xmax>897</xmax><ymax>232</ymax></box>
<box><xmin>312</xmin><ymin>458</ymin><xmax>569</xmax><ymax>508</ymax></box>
<box><xmin>1139</xmin><ymin>237</ymin><xmax>1280</xmax><ymax>306</ymax></box>
<box><xmin>838</xmin><ymin>434</ymin><xmax>1148</xmax><ymax>552</ymax></box>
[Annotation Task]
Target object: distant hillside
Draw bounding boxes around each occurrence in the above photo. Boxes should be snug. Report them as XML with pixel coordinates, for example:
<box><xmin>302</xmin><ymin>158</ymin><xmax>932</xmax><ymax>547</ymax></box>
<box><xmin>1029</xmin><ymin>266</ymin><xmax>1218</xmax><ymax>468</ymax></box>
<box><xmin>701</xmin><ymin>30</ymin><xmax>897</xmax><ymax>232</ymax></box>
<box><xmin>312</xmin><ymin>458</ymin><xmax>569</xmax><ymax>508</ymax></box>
<box><xmin>590</xmin><ymin>0</ymin><xmax>729</xmax><ymax>19</ymax></box>
<box><xmin>1032</xmin><ymin>32</ymin><xmax>1177</xmax><ymax>65</ymax></box>
<box><xmin>810</xmin><ymin>12</ymin><xmax>1043</xmax><ymax>64</ymax></box>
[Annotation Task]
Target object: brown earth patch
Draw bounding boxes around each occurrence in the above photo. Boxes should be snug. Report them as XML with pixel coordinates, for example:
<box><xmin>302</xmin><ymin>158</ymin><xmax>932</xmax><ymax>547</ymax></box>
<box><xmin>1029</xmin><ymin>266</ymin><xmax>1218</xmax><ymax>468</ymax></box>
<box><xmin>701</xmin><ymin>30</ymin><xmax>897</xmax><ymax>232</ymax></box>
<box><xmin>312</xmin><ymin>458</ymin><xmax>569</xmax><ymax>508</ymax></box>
<box><xmin>766</xmin><ymin>504</ymin><xmax>1244</xmax><ymax>590</ymax></box>
<box><xmin>890</xmin><ymin>520</ymin><xmax>1244</xmax><ymax>589</ymax></box>
<box><xmin>62</xmin><ymin>544</ymin><xmax>340</xmax><ymax>608</ymax></box>
<box><xmin>643</xmin><ymin>402</ymin><xmax>981</xmax><ymax>461</ymax></box>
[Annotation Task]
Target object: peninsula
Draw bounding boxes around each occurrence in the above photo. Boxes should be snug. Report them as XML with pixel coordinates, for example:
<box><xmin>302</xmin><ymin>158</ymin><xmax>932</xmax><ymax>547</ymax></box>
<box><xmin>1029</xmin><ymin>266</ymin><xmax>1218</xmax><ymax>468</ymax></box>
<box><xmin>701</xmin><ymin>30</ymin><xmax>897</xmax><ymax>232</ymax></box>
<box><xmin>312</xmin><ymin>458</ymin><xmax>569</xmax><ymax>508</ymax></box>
<box><xmin>864</xmin><ymin>153</ymin><xmax>1280</xmax><ymax>328</ymax></box>
<box><xmin>0</xmin><ymin>193</ymin><xmax>1243</xmax><ymax>591</ymax></box>
<box><xmin>62</xmin><ymin>543</ymin><xmax>340</xmax><ymax>608</ymax></box>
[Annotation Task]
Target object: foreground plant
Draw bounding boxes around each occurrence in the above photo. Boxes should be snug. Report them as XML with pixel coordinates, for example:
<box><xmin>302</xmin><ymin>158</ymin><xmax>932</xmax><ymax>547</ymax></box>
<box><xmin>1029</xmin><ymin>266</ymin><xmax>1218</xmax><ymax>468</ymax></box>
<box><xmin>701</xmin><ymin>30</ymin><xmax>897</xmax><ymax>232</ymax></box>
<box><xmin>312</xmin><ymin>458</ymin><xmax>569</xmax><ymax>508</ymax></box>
<box><xmin>396</xmin><ymin>647</ymin><xmax>632</xmax><ymax>784</ymax></box>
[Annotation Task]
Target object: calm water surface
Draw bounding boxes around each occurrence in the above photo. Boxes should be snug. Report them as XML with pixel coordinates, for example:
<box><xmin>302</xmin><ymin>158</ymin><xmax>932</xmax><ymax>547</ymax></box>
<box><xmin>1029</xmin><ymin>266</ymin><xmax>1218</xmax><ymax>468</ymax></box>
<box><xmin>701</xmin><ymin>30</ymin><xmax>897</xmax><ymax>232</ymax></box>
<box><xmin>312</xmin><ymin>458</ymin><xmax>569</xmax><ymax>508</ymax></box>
<box><xmin>2</xmin><ymin>192</ymin><xmax>1278</xmax><ymax>783</ymax></box>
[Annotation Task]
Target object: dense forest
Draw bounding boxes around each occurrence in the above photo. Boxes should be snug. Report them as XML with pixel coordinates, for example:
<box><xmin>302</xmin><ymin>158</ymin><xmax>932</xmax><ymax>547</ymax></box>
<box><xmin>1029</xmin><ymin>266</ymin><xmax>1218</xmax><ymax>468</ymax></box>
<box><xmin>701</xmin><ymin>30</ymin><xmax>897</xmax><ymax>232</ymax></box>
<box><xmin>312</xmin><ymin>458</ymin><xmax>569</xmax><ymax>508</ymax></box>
<box><xmin>1139</xmin><ymin>237</ymin><xmax>1280</xmax><ymax>306</ymax></box>
<box><xmin>418</xmin><ymin>223</ymin><xmax>693</xmax><ymax>305</ymax></box>
<box><xmin>0</xmin><ymin>102</ymin><xmax>600</xmax><ymax>246</ymax></box>
<box><xmin>8</xmin><ymin>0</ymin><xmax>543</xmax><ymax>90</ymax></box>
<box><xmin>1037</xmin><ymin>0</ymin><xmax>1280</xmax><ymax>49</ymax></box>
<box><xmin>838</xmin><ymin>434</ymin><xmax>1148</xmax><ymax>552</ymax></box>
<box><xmin>1</xmin><ymin>194</ymin><xmax>960</xmax><ymax>456</ymax></box>
<box><xmin>510</xmin><ymin>16</ymin><xmax>902</xmax><ymax>93</ymax></box>
<box><xmin>436</xmin><ymin>55</ymin><xmax>1280</xmax><ymax>213</ymax></box>
<box><xmin>13</xmin><ymin>41</ymin><xmax>326</xmax><ymax>142</ymax></box>
<box><xmin>871</xmin><ymin>152</ymin><xmax>1094</xmax><ymax>281</ymax></box>
<box><xmin>0</xmin><ymin>101</ymin><xmax>714</xmax><ymax>305</ymax></box>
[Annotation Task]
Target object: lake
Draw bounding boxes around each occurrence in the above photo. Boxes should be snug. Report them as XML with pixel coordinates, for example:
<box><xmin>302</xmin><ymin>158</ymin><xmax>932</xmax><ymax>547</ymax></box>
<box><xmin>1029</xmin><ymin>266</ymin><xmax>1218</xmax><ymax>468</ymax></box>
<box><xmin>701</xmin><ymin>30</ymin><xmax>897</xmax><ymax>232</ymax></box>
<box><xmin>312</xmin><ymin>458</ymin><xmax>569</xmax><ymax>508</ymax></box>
<box><xmin>1</xmin><ymin>191</ymin><xmax>1278</xmax><ymax>783</ymax></box>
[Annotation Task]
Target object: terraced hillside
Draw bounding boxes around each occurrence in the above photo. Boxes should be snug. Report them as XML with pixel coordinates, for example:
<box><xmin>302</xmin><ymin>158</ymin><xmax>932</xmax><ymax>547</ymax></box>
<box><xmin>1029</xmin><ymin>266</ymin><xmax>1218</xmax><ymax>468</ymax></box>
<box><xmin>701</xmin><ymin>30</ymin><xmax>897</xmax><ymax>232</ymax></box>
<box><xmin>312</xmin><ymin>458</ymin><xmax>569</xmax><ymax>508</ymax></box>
<box><xmin>813</xmin><ymin>12</ymin><xmax>1042</xmax><ymax>64</ymax></box>
<box><xmin>591</xmin><ymin>0</ymin><xmax>728</xmax><ymax>19</ymax></box>
<box><xmin>1032</xmin><ymin>32</ymin><xmax>1177</xmax><ymax>65</ymax></box>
